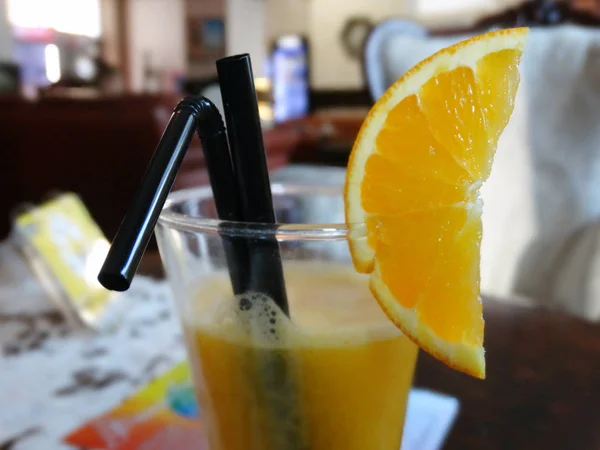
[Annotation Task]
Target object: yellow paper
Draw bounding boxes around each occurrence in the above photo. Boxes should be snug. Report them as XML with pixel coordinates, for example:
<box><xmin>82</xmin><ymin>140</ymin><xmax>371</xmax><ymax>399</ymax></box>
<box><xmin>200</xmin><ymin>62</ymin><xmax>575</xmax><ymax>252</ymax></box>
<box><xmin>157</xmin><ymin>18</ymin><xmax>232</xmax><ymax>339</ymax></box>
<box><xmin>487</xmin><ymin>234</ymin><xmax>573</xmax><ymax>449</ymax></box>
<box><xmin>14</xmin><ymin>193</ymin><xmax>112</xmax><ymax>326</ymax></box>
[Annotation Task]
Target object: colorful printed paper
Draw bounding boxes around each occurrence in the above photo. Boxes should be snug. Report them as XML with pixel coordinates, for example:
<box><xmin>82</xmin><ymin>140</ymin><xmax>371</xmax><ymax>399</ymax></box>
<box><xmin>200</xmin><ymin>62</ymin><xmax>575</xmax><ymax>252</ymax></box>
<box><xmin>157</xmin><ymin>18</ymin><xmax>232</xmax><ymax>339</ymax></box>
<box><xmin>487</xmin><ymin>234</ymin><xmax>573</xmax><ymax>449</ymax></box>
<box><xmin>63</xmin><ymin>362</ymin><xmax>204</xmax><ymax>449</ymax></box>
<box><xmin>13</xmin><ymin>193</ymin><xmax>113</xmax><ymax>327</ymax></box>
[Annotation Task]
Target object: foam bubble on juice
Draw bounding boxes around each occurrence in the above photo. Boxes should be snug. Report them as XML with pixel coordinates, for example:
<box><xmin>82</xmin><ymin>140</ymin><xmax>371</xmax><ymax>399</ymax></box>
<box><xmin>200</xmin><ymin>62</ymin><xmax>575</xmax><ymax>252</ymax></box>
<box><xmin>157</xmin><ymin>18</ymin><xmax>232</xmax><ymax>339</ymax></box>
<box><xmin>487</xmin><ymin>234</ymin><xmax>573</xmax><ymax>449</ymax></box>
<box><xmin>185</xmin><ymin>284</ymin><xmax>296</xmax><ymax>347</ymax></box>
<box><xmin>234</xmin><ymin>291</ymin><xmax>294</xmax><ymax>346</ymax></box>
<box><xmin>186</xmin><ymin>262</ymin><xmax>402</xmax><ymax>348</ymax></box>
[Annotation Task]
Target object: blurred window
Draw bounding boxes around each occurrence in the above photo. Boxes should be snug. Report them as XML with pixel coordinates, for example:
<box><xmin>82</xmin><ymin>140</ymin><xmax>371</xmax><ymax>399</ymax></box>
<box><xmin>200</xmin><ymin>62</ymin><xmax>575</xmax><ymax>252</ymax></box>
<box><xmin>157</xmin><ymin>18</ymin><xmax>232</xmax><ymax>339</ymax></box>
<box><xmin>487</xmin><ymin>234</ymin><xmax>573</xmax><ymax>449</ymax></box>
<box><xmin>7</xmin><ymin>0</ymin><xmax>101</xmax><ymax>37</ymax></box>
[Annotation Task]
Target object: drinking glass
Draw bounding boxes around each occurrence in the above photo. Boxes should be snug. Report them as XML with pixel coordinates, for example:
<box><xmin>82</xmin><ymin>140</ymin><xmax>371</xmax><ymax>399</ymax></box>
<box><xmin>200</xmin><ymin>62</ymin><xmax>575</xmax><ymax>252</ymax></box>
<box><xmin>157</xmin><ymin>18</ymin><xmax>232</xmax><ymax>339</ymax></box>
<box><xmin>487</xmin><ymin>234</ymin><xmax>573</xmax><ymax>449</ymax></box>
<box><xmin>155</xmin><ymin>182</ymin><xmax>418</xmax><ymax>450</ymax></box>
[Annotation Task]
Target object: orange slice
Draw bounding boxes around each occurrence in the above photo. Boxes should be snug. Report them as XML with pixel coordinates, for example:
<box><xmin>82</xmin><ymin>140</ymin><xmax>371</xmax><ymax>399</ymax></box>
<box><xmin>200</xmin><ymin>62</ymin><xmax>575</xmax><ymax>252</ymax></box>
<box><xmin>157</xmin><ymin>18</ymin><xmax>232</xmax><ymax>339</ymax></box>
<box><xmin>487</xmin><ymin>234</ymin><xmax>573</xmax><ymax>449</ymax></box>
<box><xmin>344</xmin><ymin>28</ymin><xmax>528</xmax><ymax>379</ymax></box>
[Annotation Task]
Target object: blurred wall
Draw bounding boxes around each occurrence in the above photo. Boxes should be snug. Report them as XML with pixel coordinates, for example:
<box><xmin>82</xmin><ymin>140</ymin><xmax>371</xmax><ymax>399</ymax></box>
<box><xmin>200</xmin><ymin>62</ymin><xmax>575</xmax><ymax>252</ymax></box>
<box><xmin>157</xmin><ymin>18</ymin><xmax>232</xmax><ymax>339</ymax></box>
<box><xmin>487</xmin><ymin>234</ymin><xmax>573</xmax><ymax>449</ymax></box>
<box><xmin>307</xmin><ymin>0</ymin><xmax>413</xmax><ymax>89</ymax></box>
<box><xmin>226</xmin><ymin>0</ymin><xmax>267</xmax><ymax>76</ymax></box>
<box><xmin>187</xmin><ymin>0</ymin><xmax>225</xmax><ymax>78</ymax></box>
<box><xmin>0</xmin><ymin>0</ymin><xmax>14</xmax><ymax>62</ymax></box>
<box><xmin>264</xmin><ymin>0</ymin><xmax>414</xmax><ymax>89</ymax></box>
<box><xmin>265</xmin><ymin>0</ymin><xmax>524</xmax><ymax>90</ymax></box>
<box><xmin>265</xmin><ymin>0</ymin><xmax>309</xmax><ymax>45</ymax></box>
<box><xmin>128</xmin><ymin>0</ymin><xmax>187</xmax><ymax>92</ymax></box>
<box><xmin>99</xmin><ymin>0</ymin><xmax>119</xmax><ymax>66</ymax></box>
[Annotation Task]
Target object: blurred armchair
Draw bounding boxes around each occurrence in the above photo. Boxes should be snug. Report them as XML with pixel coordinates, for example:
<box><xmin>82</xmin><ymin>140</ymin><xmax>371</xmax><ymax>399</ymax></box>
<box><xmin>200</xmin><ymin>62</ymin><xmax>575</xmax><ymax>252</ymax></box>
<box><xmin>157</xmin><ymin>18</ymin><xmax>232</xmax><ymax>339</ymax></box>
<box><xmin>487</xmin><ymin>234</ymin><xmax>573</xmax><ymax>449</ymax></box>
<box><xmin>362</xmin><ymin>13</ymin><xmax>600</xmax><ymax>320</ymax></box>
<box><xmin>363</xmin><ymin>19</ymin><xmax>427</xmax><ymax>102</ymax></box>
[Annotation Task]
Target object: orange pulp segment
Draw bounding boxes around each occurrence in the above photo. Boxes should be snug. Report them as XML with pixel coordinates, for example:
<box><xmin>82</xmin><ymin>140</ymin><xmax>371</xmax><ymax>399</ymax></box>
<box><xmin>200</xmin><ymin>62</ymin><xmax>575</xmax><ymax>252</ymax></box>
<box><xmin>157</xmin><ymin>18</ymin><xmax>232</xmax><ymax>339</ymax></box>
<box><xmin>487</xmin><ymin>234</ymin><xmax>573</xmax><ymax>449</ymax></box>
<box><xmin>345</xmin><ymin>28</ymin><xmax>528</xmax><ymax>378</ymax></box>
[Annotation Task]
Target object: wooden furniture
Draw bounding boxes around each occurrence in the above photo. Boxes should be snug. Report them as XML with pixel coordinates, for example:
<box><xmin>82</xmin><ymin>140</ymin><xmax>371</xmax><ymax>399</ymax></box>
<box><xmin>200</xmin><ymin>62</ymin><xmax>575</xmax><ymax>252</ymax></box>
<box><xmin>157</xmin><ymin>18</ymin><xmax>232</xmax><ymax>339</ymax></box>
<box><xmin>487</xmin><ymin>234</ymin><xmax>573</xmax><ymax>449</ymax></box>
<box><xmin>415</xmin><ymin>298</ymin><xmax>600</xmax><ymax>449</ymax></box>
<box><xmin>0</xmin><ymin>94</ymin><xmax>292</xmax><ymax>241</ymax></box>
<box><xmin>139</xmin><ymin>252</ymin><xmax>600</xmax><ymax>449</ymax></box>
<box><xmin>0</xmin><ymin>94</ymin><xmax>188</xmax><ymax>241</ymax></box>
<box><xmin>575</xmin><ymin>0</ymin><xmax>600</xmax><ymax>17</ymax></box>
<box><xmin>278</xmin><ymin>109</ymin><xmax>367</xmax><ymax>167</ymax></box>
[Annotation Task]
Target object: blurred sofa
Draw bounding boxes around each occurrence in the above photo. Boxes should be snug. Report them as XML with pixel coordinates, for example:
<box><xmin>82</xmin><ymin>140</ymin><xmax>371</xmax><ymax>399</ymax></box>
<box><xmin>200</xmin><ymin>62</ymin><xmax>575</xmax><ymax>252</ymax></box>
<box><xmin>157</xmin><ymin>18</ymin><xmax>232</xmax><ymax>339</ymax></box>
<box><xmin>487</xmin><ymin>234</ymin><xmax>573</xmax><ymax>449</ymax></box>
<box><xmin>0</xmin><ymin>93</ymin><xmax>295</xmax><ymax>243</ymax></box>
<box><xmin>363</xmin><ymin>20</ymin><xmax>600</xmax><ymax>320</ymax></box>
<box><xmin>0</xmin><ymin>94</ymin><xmax>187</xmax><ymax>241</ymax></box>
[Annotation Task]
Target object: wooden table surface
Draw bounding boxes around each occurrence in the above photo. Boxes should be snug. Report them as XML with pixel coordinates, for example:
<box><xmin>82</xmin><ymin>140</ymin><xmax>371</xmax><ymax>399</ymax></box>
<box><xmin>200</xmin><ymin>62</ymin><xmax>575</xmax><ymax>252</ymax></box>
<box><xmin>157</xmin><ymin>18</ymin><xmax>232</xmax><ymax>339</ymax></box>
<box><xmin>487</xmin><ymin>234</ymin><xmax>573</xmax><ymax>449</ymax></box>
<box><xmin>139</xmin><ymin>254</ymin><xmax>600</xmax><ymax>449</ymax></box>
<box><xmin>414</xmin><ymin>299</ymin><xmax>600</xmax><ymax>449</ymax></box>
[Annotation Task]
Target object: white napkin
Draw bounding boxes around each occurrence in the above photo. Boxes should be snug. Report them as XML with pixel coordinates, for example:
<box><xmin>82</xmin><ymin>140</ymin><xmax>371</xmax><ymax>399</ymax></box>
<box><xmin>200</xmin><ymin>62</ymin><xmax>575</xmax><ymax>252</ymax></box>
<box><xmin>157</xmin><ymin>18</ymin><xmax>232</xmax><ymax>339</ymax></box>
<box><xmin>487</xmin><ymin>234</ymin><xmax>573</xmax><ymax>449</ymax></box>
<box><xmin>402</xmin><ymin>389</ymin><xmax>460</xmax><ymax>450</ymax></box>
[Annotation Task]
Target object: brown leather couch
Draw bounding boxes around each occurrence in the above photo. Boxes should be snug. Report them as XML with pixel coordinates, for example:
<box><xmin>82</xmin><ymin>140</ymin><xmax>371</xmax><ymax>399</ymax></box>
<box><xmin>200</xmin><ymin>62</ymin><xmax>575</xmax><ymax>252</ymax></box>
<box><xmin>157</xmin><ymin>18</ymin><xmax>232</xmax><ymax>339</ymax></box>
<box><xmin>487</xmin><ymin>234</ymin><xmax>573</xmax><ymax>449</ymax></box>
<box><xmin>0</xmin><ymin>93</ymin><xmax>295</xmax><ymax>241</ymax></box>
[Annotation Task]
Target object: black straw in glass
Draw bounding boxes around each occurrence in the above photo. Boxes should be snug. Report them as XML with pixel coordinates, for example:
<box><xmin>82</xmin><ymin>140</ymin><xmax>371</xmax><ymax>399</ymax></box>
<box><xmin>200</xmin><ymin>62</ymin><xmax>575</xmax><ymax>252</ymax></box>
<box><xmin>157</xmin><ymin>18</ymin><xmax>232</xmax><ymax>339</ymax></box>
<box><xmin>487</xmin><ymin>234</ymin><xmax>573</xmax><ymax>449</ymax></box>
<box><xmin>217</xmin><ymin>54</ymin><xmax>304</xmax><ymax>449</ymax></box>
<box><xmin>217</xmin><ymin>54</ymin><xmax>290</xmax><ymax>316</ymax></box>
<box><xmin>98</xmin><ymin>96</ymin><xmax>248</xmax><ymax>293</ymax></box>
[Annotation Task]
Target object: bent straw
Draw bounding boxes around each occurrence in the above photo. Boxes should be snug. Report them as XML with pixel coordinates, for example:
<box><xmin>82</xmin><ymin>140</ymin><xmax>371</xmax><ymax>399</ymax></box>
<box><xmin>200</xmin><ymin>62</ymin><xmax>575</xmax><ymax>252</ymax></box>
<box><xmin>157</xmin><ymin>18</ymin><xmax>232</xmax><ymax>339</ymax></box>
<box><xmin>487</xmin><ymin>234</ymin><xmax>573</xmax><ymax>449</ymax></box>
<box><xmin>98</xmin><ymin>96</ymin><xmax>248</xmax><ymax>294</ymax></box>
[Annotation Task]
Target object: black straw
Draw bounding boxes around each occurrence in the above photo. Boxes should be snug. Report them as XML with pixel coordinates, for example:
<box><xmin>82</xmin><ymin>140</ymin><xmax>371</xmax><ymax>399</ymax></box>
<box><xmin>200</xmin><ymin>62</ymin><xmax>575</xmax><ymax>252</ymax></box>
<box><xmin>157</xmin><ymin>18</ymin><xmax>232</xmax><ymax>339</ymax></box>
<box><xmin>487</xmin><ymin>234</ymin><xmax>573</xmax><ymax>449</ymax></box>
<box><xmin>98</xmin><ymin>96</ymin><xmax>247</xmax><ymax>293</ymax></box>
<box><xmin>217</xmin><ymin>54</ymin><xmax>290</xmax><ymax>316</ymax></box>
<box><xmin>217</xmin><ymin>55</ymin><xmax>303</xmax><ymax>448</ymax></box>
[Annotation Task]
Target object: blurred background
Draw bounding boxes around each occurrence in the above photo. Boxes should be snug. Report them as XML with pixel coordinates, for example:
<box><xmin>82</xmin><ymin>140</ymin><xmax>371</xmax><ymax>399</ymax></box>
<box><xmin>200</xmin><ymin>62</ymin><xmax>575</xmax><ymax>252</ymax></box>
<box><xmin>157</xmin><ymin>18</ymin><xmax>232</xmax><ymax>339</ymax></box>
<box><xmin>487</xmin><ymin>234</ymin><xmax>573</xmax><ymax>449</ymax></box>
<box><xmin>1</xmin><ymin>2</ymin><xmax>600</xmax><ymax>449</ymax></box>
<box><xmin>2</xmin><ymin>0</ymin><xmax>600</xmax><ymax>316</ymax></box>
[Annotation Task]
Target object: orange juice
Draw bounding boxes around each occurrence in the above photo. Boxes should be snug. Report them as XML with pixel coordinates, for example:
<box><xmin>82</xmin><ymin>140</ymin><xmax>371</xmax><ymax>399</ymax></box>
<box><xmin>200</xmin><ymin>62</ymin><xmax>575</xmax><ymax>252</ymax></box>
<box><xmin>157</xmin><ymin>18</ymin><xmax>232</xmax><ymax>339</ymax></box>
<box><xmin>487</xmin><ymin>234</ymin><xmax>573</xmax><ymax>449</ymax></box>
<box><xmin>183</xmin><ymin>262</ymin><xmax>418</xmax><ymax>449</ymax></box>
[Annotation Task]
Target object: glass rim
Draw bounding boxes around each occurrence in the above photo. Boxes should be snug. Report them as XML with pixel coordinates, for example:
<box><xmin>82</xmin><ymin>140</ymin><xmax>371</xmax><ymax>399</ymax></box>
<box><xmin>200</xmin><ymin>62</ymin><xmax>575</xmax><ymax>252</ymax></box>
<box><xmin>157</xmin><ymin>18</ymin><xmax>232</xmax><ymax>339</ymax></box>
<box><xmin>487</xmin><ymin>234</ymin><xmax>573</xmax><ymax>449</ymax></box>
<box><xmin>158</xmin><ymin>183</ymin><xmax>353</xmax><ymax>240</ymax></box>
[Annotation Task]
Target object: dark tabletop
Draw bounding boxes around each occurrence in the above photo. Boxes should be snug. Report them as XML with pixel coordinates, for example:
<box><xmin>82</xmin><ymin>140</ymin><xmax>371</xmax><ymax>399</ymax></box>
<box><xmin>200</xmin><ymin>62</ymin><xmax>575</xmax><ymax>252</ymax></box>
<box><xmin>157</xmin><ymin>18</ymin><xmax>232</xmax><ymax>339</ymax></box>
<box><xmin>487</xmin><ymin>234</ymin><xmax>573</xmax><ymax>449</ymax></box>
<box><xmin>414</xmin><ymin>299</ymin><xmax>600</xmax><ymax>450</ymax></box>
